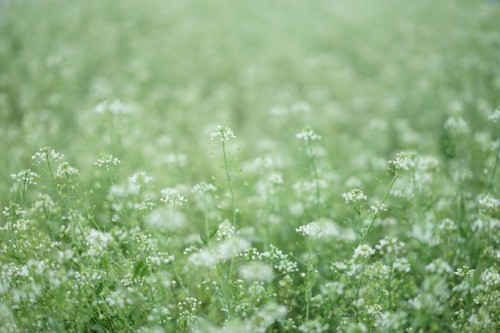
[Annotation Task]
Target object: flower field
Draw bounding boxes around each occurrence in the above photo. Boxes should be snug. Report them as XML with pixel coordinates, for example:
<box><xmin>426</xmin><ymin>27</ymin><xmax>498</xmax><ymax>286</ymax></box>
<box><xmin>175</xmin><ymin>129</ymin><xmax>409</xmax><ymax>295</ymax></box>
<box><xmin>0</xmin><ymin>0</ymin><xmax>499</xmax><ymax>332</ymax></box>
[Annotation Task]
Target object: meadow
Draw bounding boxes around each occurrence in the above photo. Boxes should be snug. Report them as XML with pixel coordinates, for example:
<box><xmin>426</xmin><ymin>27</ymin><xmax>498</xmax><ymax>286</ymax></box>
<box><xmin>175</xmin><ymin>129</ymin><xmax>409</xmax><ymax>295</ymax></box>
<box><xmin>0</xmin><ymin>0</ymin><xmax>499</xmax><ymax>332</ymax></box>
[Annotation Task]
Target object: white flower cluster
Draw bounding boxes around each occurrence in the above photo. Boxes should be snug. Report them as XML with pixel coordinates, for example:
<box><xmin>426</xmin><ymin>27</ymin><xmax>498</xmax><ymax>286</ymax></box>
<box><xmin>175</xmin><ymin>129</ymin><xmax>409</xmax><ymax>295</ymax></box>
<box><xmin>128</xmin><ymin>171</ymin><xmax>153</xmax><ymax>185</ymax></box>
<box><xmin>160</xmin><ymin>188</ymin><xmax>187</xmax><ymax>208</ymax></box>
<box><xmin>94</xmin><ymin>99</ymin><xmax>130</xmax><ymax>115</ymax></box>
<box><xmin>488</xmin><ymin>108</ymin><xmax>500</xmax><ymax>123</ymax></box>
<box><xmin>238</xmin><ymin>261</ymin><xmax>274</xmax><ymax>282</ymax></box>
<box><xmin>388</xmin><ymin>152</ymin><xmax>417</xmax><ymax>171</ymax></box>
<box><xmin>56</xmin><ymin>162</ymin><xmax>79</xmax><ymax>178</ymax></box>
<box><xmin>370</xmin><ymin>201</ymin><xmax>388</xmax><ymax>214</ymax></box>
<box><xmin>353</xmin><ymin>244</ymin><xmax>375</xmax><ymax>260</ymax></box>
<box><xmin>85</xmin><ymin>229</ymin><xmax>113</xmax><ymax>257</ymax></box>
<box><xmin>192</xmin><ymin>182</ymin><xmax>217</xmax><ymax>194</ymax></box>
<box><xmin>295</xmin><ymin>129</ymin><xmax>322</xmax><ymax>141</ymax></box>
<box><xmin>478</xmin><ymin>195</ymin><xmax>499</xmax><ymax>213</ymax></box>
<box><xmin>393</xmin><ymin>258</ymin><xmax>411</xmax><ymax>273</ymax></box>
<box><xmin>425</xmin><ymin>258</ymin><xmax>452</xmax><ymax>274</ymax></box>
<box><xmin>10</xmin><ymin>169</ymin><xmax>40</xmax><ymax>185</ymax></box>
<box><xmin>94</xmin><ymin>153</ymin><xmax>121</xmax><ymax>171</ymax></box>
<box><xmin>31</xmin><ymin>147</ymin><xmax>64</xmax><ymax>164</ymax></box>
<box><xmin>210</xmin><ymin>125</ymin><xmax>236</xmax><ymax>143</ymax></box>
<box><xmin>342</xmin><ymin>188</ymin><xmax>367</xmax><ymax>204</ymax></box>
<box><xmin>177</xmin><ymin>297</ymin><xmax>201</xmax><ymax>324</ymax></box>
<box><xmin>375</xmin><ymin>237</ymin><xmax>405</xmax><ymax>255</ymax></box>
<box><xmin>444</xmin><ymin>115</ymin><xmax>469</xmax><ymax>133</ymax></box>
<box><xmin>146</xmin><ymin>252</ymin><xmax>175</xmax><ymax>266</ymax></box>
<box><xmin>216</xmin><ymin>220</ymin><xmax>236</xmax><ymax>241</ymax></box>
<box><xmin>188</xmin><ymin>237</ymin><xmax>250</xmax><ymax>267</ymax></box>
<box><xmin>295</xmin><ymin>219</ymin><xmax>341</xmax><ymax>239</ymax></box>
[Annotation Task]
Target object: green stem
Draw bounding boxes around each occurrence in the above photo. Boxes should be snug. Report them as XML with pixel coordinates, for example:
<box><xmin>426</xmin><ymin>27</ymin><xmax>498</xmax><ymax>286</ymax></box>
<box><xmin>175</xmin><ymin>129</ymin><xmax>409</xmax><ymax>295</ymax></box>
<box><xmin>359</xmin><ymin>172</ymin><xmax>399</xmax><ymax>245</ymax></box>
<box><xmin>307</xmin><ymin>137</ymin><xmax>321</xmax><ymax>219</ymax></box>
<box><xmin>222</xmin><ymin>141</ymin><xmax>237</xmax><ymax>226</ymax></box>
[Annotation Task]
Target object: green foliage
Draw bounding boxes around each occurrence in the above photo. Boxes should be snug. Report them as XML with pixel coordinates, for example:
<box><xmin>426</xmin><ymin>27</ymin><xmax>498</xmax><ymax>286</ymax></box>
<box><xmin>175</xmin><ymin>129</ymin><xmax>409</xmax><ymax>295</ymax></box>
<box><xmin>0</xmin><ymin>0</ymin><xmax>499</xmax><ymax>332</ymax></box>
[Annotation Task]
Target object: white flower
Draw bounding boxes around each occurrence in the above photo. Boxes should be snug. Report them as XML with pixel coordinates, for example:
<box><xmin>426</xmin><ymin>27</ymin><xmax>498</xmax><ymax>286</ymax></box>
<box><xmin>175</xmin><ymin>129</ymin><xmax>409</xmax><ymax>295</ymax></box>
<box><xmin>342</xmin><ymin>188</ymin><xmax>367</xmax><ymax>204</ymax></box>
<box><xmin>56</xmin><ymin>162</ymin><xmax>79</xmax><ymax>178</ymax></box>
<box><xmin>10</xmin><ymin>169</ymin><xmax>40</xmax><ymax>185</ymax></box>
<box><xmin>192</xmin><ymin>182</ymin><xmax>217</xmax><ymax>194</ymax></box>
<box><xmin>94</xmin><ymin>99</ymin><xmax>130</xmax><ymax>115</ymax></box>
<box><xmin>94</xmin><ymin>153</ymin><xmax>121</xmax><ymax>171</ymax></box>
<box><xmin>388</xmin><ymin>152</ymin><xmax>417</xmax><ymax>171</ymax></box>
<box><xmin>210</xmin><ymin>125</ymin><xmax>236</xmax><ymax>143</ymax></box>
<box><xmin>444</xmin><ymin>115</ymin><xmax>469</xmax><ymax>133</ymax></box>
<box><xmin>238</xmin><ymin>261</ymin><xmax>274</xmax><ymax>282</ymax></box>
<box><xmin>295</xmin><ymin>129</ymin><xmax>322</xmax><ymax>141</ymax></box>
<box><xmin>160</xmin><ymin>188</ymin><xmax>187</xmax><ymax>208</ymax></box>
<box><xmin>31</xmin><ymin>147</ymin><xmax>64</xmax><ymax>164</ymax></box>
<box><xmin>353</xmin><ymin>244</ymin><xmax>375</xmax><ymax>260</ymax></box>
<box><xmin>488</xmin><ymin>108</ymin><xmax>500</xmax><ymax>123</ymax></box>
<box><xmin>296</xmin><ymin>219</ymin><xmax>341</xmax><ymax>239</ymax></box>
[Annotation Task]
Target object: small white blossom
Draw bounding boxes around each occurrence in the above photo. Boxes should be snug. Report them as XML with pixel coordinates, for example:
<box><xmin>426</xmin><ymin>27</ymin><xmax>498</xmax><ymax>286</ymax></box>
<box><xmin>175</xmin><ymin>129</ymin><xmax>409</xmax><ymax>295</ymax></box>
<box><xmin>488</xmin><ymin>108</ymin><xmax>500</xmax><ymax>123</ymax></box>
<box><xmin>94</xmin><ymin>154</ymin><xmax>121</xmax><ymax>171</ymax></box>
<box><xmin>56</xmin><ymin>162</ymin><xmax>79</xmax><ymax>178</ymax></box>
<box><xmin>210</xmin><ymin>125</ymin><xmax>236</xmax><ymax>143</ymax></box>
<box><xmin>31</xmin><ymin>147</ymin><xmax>64</xmax><ymax>164</ymax></box>
<box><xmin>238</xmin><ymin>261</ymin><xmax>274</xmax><ymax>282</ymax></box>
<box><xmin>342</xmin><ymin>188</ymin><xmax>367</xmax><ymax>204</ymax></box>
<box><xmin>295</xmin><ymin>129</ymin><xmax>322</xmax><ymax>141</ymax></box>
<box><xmin>353</xmin><ymin>244</ymin><xmax>375</xmax><ymax>260</ymax></box>
<box><xmin>10</xmin><ymin>169</ymin><xmax>40</xmax><ymax>185</ymax></box>
<box><xmin>94</xmin><ymin>99</ymin><xmax>130</xmax><ymax>115</ymax></box>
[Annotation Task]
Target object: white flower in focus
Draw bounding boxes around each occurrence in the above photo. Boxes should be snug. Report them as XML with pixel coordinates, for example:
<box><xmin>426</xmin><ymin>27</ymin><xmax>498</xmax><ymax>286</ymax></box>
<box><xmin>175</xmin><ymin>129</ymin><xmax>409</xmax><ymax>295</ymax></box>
<box><xmin>342</xmin><ymin>188</ymin><xmax>367</xmax><ymax>204</ymax></box>
<box><xmin>210</xmin><ymin>125</ymin><xmax>236</xmax><ymax>143</ymax></box>
<box><xmin>94</xmin><ymin>154</ymin><xmax>121</xmax><ymax>171</ymax></box>
<box><xmin>31</xmin><ymin>147</ymin><xmax>64</xmax><ymax>164</ymax></box>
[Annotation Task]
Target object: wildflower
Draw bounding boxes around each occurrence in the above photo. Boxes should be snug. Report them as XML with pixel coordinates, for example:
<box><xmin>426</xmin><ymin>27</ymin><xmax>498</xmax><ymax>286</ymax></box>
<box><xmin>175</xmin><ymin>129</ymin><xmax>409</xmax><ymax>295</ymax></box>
<box><xmin>238</xmin><ymin>261</ymin><xmax>274</xmax><ymax>282</ymax></box>
<box><xmin>192</xmin><ymin>182</ymin><xmax>217</xmax><ymax>194</ymax></box>
<box><xmin>488</xmin><ymin>108</ymin><xmax>500</xmax><ymax>123</ymax></box>
<box><xmin>353</xmin><ymin>244</ymin><xmax>375</xmax><ymax>260</ymax></box>
<box><xmin>94</xmin><ymin>99</ymin><xmax>130</xmax><ymax>114</ymax></box>
<box><xmin>388</xmin><ymin>152</ymin><xmax>416</xmax><ymax>171</ymax></box>
<box><xmin>56</xmin><ymin>162</ymin><xmax>79</xmax><ymax>178</ymax></box>
<box><xmin>216</xmin><ymin>220</ymin><xmax>236</xmax><ymax>241</ymax></box>
<box><xmin>369</xmin><ymin>201</ymin><xmax>388</xmax><ymax>214</ymax></box>
<box><xmin>94</xmin><ymin>153</ymin><xmax>121</xmax><ymax>171</ymax></box>
<box><xmin>444</xmin><ymin>115</ymin><xmax>469</xmax><ymax>133</ymax></box>
<box><xmin>478</xmin><ymin>195</ymin><xmax>499</xmax><ymax>213</ymax></box>
<box><xmin>31</xmin><ymin>147</ymin><xmax>64</xmax><ymax>164</ymax></box>
<box><xmin>128</xmin><ymin>171</ymin><xmax>153</xmax><ymax>185</ymax></box>
<box><xmin>10</xmin><ymin>169</ymin><xmax>40</xmax><ymax>185</ymax></box>
<box><xmin>160</xmin><ymin>188</ymin><xmax>187</xmax><ymax>208</ymax></box>
<box><xmin>342</xmin><ymin>188</ymin><xmax>367</xmax><ymax>204</ymax></box>
<box><xmin>295</xmin><ymin>129</ymin><xmax>322</xmax><ymax>141</ymax></box>
<box><xmin>210</xmin><ymin>125</ymin><xmax>236</xmax><ymax>143</ymax></box>
<box><xmin>296</xmin><ymin>219</ymin><xmax>341</xmax><ymax>239</ymax></box>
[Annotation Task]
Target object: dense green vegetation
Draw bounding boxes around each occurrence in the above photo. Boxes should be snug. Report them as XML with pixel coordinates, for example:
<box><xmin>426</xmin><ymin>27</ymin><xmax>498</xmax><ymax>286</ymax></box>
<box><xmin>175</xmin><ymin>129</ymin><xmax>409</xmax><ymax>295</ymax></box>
<box><xmin>0</xmin><ymin>0</ymin><xmax>499</xmax><ymax>331</ymax></box>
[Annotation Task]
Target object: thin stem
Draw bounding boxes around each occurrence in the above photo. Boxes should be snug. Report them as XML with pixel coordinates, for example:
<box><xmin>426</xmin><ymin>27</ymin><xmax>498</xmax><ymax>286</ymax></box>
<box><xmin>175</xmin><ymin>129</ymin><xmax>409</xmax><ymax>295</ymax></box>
<box><xmin>307</xmin><ymin>137</ymin><xmax>321</xmax><ymax>219</ymax></box>
<box><xmin>222</xmin><ymin>141</ymin><xmax>237</xmax><ymax>226</ymax></box>
<box><xmin>359</xmin><ymin>172</ymin><xmax>399</xmax><ymax>245</ymax></box>
<box><xmin>488</xmin><ymin>143</ymin><xmax>499</xmax><ymax>190</ymax></box>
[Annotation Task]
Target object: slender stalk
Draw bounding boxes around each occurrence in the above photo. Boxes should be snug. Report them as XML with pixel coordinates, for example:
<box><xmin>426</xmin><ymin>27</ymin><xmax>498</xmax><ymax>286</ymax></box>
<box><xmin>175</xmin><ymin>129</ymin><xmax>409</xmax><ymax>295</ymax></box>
<box><xmin>359</xmin><ymin>172</ymin><xmax>399</xmax><ymax>245</ymax></box>
<box><xmin>222</xmin><ymin>141</ymin><xmax>237</xmax><ymax>227</ymax></box>
<box><xmin>306</xmin><ymin>137</ymin><xmax>321</xmax><ymax>219</ymax></box>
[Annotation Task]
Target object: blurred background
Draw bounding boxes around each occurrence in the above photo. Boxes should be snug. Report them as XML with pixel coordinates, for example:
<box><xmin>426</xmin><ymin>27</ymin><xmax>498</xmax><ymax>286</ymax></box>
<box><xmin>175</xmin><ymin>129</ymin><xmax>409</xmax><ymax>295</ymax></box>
<box><xmin>1</xmin><ymin>0</ymin><xmax>499</xmax><ymax>203</ymax></box>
